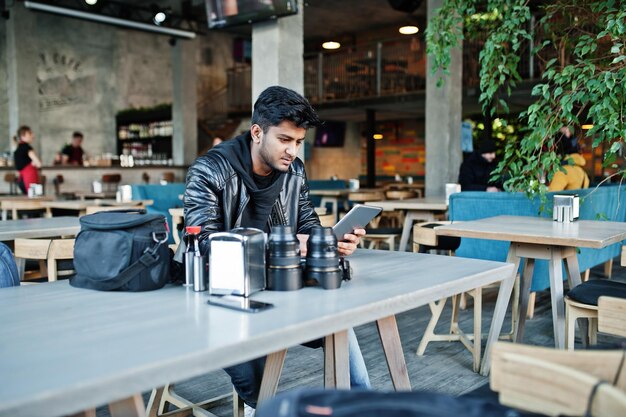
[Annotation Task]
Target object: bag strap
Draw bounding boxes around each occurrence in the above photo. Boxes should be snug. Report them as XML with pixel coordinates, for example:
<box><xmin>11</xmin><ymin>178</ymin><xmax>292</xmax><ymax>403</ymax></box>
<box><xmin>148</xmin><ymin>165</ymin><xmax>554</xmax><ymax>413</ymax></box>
<box><xmin>83</xmin><ymin>233</ymin><xmax>168</xmax><ymax>291</ymax></box>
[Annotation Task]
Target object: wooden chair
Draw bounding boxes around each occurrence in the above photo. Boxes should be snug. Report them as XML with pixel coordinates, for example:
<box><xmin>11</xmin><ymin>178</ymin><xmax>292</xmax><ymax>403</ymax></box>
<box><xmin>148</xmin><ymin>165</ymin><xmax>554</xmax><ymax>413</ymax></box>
<box><xmin>414</xmin><ymin>222</ymin><xmax>521</xmax><ymax>372</ymax></box>
<box><xmin>491</xmin><ymin>342</ymin><xmax>626</xmax><ymax>416</ymax></box>
<box><xmin>318</xmin><ymin>213</ymin><xmax>336</xmax><ymax>227</ymax></box>
<box><xmin>160</xmin><ymin>172</ymin><xmax>176</xmax><ymax>184</ymax></box>
<box><xmin>147</xmin><ymin>385</ymin><xmax>242</xmax><ymax>417</ymax></box>
<box><xmin>564</xmin><ymin>280</ymin><xmax>626</xmax><ymax>350</ymax></box>
<box><xmin>347</xmin><ymin>191</ymin><xmax>398</xmax><ymax>250</ymax></box>
<box><xmin>412</xmin><ymin>221</ymin><xmax>484</xmax><ymax>371</ymax></box>
<box><xmin>168</xmin><ymin>208</ymin><xmax>185</xmax><ymax>245</ymax></box>
<box><xmin>4</xmin><ymin>173</ymin><xmax>18</xmax><ymax>195</ymax></box>
<box><xmin>383</xmin><ymin>190</ymin><xmax>417</xmax><ymax>228</ymax></box>
<box><xmin>14</xmin><ymin>238</ymin><xmax>75</xmax><ymax>282</ymax></box>
<box><xmin>1</xmin><ymin>199</ymin><xmax>47</xmax><ymax>220</ymax></box>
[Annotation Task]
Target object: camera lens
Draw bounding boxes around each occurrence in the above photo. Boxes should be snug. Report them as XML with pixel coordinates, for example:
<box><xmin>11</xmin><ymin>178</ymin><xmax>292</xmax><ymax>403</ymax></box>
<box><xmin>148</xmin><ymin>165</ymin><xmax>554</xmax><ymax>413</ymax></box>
<box><xmin>306</xmin><ymin>226</ymin><xmax>342</xmax><ymax>290</ymax></box>
<box><xmin>266</xmin><ymin>225</ymin><xmax>303</xmax><ymax>291</ymax></box>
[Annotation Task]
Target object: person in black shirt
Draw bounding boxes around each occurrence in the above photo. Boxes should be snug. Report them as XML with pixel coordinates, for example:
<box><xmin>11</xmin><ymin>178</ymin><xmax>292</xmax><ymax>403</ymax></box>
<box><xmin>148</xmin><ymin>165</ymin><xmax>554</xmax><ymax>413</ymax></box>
<box><xmin>58</xmin><ymin>131</ymin><xmax>85</xmax><ymax>165</ymax></box>
<box><xmin>13</xmin><ymin>125</ymin><xmax>42</xmax><ymax>194</ymax></box>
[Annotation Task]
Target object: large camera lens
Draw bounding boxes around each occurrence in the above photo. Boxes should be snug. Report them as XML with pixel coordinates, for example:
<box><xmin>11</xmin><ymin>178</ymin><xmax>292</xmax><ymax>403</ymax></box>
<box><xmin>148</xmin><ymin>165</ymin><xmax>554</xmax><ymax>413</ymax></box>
<box><xmin>306</xmin><ymin>226</ymin><xmax>342</xmax><ymax>290</ymax></box>
<box><xmin>266</xmin><ymin>225</ymin><xmax>303</xmax><ymax>291</ymax></box>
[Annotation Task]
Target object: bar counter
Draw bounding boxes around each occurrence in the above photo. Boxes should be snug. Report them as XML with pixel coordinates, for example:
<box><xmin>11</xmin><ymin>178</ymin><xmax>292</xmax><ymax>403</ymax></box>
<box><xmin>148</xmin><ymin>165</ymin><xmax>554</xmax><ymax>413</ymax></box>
<box><xmin>0</xmin><ymin>165</ymin><xmax>189</xmax><ymax>195</ymax></box>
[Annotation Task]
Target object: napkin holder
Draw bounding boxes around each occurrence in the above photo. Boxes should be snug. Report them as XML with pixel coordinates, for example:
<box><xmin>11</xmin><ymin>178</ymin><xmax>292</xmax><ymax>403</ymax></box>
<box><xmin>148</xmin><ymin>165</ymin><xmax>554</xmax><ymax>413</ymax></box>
<box><xmin>553</xmin><ymin>194</ymin><xmax>579</xmax><ymax>223</ymax></box>
<box><xmin>208</xmin><ymin>228</ymin><xmax>266</xmax><ymax>297</ymax></box>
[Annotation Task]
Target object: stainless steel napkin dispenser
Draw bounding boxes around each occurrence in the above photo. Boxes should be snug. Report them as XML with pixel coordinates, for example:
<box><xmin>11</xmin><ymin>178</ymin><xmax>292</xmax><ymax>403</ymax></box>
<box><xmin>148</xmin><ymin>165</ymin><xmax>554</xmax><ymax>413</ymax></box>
<box><xmin>208</xmin><ymin>228</ymin><xmax>266</xmax><ymax>297</ymax></box>
<box><xmin>553</xmin><ymin>194</ymin><xmax>579</xmax><ymax>222</ymax></box>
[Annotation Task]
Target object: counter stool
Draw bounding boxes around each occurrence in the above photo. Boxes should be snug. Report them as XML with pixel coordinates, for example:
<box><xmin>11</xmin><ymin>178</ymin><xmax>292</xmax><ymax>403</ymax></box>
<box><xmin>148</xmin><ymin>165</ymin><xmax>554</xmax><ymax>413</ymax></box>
<box><xmin>564</xmin><ymin>279</ymin><xmax>626</xmax><ymax>350</ymax></box>
<box><xmin>4</xmin><ymin>173</ymin><xmax>18</xmax><ymax>195</ymax></box>
<box><xmin>14</xmin><ymin>238</ymin><xmax>75</xmax><ymax>282</ymax></box>
<box><xmin>102</xmin><ymin>174</ymin><xmax>122</xmax><ymax>192</ymax></box>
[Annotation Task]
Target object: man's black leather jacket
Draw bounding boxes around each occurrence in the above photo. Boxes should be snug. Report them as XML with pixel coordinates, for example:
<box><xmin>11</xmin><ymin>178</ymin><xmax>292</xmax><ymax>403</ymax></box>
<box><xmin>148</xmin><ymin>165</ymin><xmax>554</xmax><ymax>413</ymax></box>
<box><xmin>183</xmin><ymin>145</ymin><xmax>320</xmax><ymax>255</ymax></box>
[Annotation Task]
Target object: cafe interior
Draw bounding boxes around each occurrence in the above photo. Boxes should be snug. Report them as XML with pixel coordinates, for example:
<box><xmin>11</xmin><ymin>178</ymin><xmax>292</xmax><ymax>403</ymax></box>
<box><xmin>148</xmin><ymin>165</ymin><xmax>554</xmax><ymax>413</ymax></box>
<box><xmin>1</xmin><ymin>1</ymin><xmax>625</xmax><ymax>417</ymax></box>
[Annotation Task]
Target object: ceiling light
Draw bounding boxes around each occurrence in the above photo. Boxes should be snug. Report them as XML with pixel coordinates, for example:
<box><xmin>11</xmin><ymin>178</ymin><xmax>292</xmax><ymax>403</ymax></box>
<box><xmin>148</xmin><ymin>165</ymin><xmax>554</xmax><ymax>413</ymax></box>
<box><xmin>373</xmin><ymin>133</ymin><xmax>383</xmax><ymax>140</ymax></box>
<box><xmin>399</xmin><ymin>25</ymin><xmax>419</xmax><ymax>35</ymax></box>
<box><xmin>24</xmin><ymin>1</ymin><xmax>195</xmax><ymax>39</ymax></box>
<box><xmin>84</xmin><ymin>0</ymin><xmax>98</xmax><ymax>5</ymax></box>
<box><xmin>322</xmin><ymin>41</ymin><xmax>341</xmax><ymax>50</ymax></box>
<box><xmin>582</xmin><ymin>124</ymin><xmax>594</xmax><ymax>130</ymax></box>
<box><xmin>153</xmin><ymin>11</ymin><xmax>167</xmax><ymax>25</ymax></box>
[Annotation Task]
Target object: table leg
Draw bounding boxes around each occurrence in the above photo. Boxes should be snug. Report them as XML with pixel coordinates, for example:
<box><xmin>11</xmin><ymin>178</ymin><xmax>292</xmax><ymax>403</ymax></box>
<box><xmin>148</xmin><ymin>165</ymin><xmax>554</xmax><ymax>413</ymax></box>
<box><xmin>549</xmin><ymin>248</ymin><xmax>566</xmax><ymax>348</ymax></box>
<box><xmin>515</xmin><ymin>258</ymin><xmax>535</xmax><ymax>343</ymax></box>
<box><xmin>399</xmin><ymin>211</ymin><xmax>435</xmax><ymax>252</ymax></box>
<box><xmin>480</xmin><ymin>265</ymin><xmax>516</xmax><ymax>376</ymax></box>
<box><xmin>334</xmin><ymin>330</ymin><xmax>350</xmax><ymax>389</ymax></box>
<box><xmin>563</xmin><ymin>247</ymin><xmax>588</xmax><ymax>347</ymax></box>
<box><xmin>108</xmin><ymin>394</ymin><xmax>146</xmax><ymax>417</ymax></box>
<box><xmin>324</xmin><ymin>334</ymin><xmax>336</xmax><ymax>388</ymax></box>
<box><xmin>257</xmin><ymin>349</ymin><xmax>288</xmax><ymax>405</ymax></box>
<box><xmin>376</xmin><ymin>315</ymin><xmax>411</xmax><ymax>390</ymax></box>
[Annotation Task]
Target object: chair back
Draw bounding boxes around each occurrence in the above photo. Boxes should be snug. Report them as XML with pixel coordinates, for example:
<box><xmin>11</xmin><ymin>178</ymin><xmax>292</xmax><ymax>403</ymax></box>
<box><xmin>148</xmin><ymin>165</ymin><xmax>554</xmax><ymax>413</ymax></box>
<box><xmin>598</xmin><ymin>296</ymin><xmax>626</xmax><ymax>338</ymax></box>
<box><xmin>491</xmin><ymin>342</ymin><xmax>626</xmax><ymax>417</ymax></box>
<box><xmin>318</xmin><ymin>213</ymin><xmax>335</xmax><ymax>227</ymax></box>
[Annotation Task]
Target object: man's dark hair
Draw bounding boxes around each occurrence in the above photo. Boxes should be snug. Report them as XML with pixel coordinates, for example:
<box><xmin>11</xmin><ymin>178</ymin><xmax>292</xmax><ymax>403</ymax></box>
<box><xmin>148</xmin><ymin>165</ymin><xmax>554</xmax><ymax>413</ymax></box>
<box><xmin>72</xmin><ymin>131</ymin><xmax>84</xmax><ymax>139</ymax></box>
<box><xmin>252</xmin><ymin>86</ymin><xmax>321</xmax><ymax>133</ymax></box>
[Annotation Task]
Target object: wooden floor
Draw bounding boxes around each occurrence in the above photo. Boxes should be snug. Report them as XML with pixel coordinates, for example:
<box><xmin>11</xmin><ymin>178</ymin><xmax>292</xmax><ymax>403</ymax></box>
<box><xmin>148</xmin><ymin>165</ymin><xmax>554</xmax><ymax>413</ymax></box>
<box><xmin>96</xmin><ymin>259</ymin><xmax>625</xmax><ymax>417</ymax></box>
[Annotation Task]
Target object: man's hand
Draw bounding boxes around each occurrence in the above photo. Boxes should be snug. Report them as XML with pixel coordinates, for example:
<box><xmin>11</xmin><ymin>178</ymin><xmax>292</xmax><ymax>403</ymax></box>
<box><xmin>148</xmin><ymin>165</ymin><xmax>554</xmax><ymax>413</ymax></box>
<box><xmin>296</xmin><ymin>234</ymin><xmax>309</xmax><ymax>257</ymax></box>
<box><xmin>338</xmin><ymin>228</ymin><xmax>365</xmax><ymax>256</ymax></box>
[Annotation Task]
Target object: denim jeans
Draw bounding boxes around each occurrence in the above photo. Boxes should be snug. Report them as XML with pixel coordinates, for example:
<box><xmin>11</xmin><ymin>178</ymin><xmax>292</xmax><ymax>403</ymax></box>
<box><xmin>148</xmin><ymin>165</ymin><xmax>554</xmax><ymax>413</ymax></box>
<box><xmin>224</xmin><ymin>328</ymin><xmax>370</xmax><ymax>408</ymax></box>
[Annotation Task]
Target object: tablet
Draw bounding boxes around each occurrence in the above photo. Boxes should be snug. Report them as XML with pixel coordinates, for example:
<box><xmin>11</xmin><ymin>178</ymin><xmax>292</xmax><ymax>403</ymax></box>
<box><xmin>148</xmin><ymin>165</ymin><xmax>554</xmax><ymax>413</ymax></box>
<box><xmin>332</xmin><ymin>204</ymin><xmax>382</xmax><ymax>240</ymax></box>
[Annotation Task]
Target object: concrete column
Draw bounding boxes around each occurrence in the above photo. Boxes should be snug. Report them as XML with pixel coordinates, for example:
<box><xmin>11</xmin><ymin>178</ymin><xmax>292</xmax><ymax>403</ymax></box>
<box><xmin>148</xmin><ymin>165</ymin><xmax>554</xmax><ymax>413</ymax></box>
<box><xmin>6</xmin><ymin>3</ymin><xmax>39</xmax><ymax>152</ymax></box>
<box><xmin>172</xmin><ymin>38</ymin><xmax>198</xmax><ymax>165</ymax></box>
<box><xmin>251</xmin><ymin>1</ymin><xmax>304</xmax><ymax>160</ymax></box>
<box><xmin>425</xmin><ymin>0</ymin><xmax>463</xmax><ymax>197</ymax></box>
<box><xmin>251</xmin><ymin>0</ymin><xmax>304</xmax><ymax>101</ymax></box>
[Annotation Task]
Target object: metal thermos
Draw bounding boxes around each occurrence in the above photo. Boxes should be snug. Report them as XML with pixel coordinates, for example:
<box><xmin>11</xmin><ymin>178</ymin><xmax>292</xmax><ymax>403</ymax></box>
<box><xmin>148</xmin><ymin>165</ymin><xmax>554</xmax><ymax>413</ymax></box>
<box><xmin>184</xmin><ymin>226</ymin><xmax>201</xmax><ymax>287</ymax></box>
<box><xmin>192</xmin><ymin>254</ymin><xmax>207</xmax><ymax>292</ymax></box>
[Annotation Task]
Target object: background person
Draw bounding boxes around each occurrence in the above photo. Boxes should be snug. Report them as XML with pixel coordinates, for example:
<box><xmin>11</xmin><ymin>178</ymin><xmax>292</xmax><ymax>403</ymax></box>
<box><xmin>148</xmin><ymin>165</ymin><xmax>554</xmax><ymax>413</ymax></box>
<box><xmin>458</xmin><ymin>138</ymin><xmax>502</xmax><ymax>192</ymax></box>
<box><xmin>548</xmin><ymin>127</ymin><xmax>589</xmax><ymax>191</ymax></box>
<box><xmin>182</xmin><ymin>86</ymin><xmax>370</xmax><ymax>410</ymax></box>
<box><xmin>58</xmin><ymin>131</ymin><xmax>85</xmax><ymax>165</ymax></box>
<box><xmin>13</xmin><ymin>125</ymin><xmax>42</xmax><ymax>194</ymax></box>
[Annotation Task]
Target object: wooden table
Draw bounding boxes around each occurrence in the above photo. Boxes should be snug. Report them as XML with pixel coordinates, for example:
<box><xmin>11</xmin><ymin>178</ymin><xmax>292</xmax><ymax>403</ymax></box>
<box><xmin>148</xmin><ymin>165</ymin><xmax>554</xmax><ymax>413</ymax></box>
<box><xmin>366</xmin><ymin>197</ymin><xmax>448</xmax><ymax>251</ymax></box>
<box><xmin>74</xmin><ymin>191</ymin><xmax>118</xmax><ymax>200</ymax></box>
<box><xmin>0</xmin><ymin>196</ymin><xmax>54</xmax><ymax>221</ymax></box>
<box><xmin>0</xmin><ymin>249</ymin><xmax>514</xmax><ymax>417</ymax></box>
<box><xmin>42</xmin><ymin>199</ymin><xmax>154</xmax><ymax>217</ymax></box>
<box><xmin>0</xmin><ymin>216</ymin><xmax>80</xmax><ymax>241</ymax></box>
<box><xmin>435</xmin><ymin>215</ymin><xmax>626</xmax><ymax>349</ymax></box>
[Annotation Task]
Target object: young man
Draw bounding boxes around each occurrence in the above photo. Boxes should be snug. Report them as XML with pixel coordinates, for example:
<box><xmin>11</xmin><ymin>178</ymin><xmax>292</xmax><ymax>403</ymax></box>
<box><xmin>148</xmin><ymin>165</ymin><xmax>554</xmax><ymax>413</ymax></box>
<box><xmin>183</xmin><ymin>86</ymin><xmax>370</xmax><ymax>408</ymax></box>
<box><xmin>59</xmin><ymin>131</ymin><xmax>85</xmax><ymax>165</ymax></box>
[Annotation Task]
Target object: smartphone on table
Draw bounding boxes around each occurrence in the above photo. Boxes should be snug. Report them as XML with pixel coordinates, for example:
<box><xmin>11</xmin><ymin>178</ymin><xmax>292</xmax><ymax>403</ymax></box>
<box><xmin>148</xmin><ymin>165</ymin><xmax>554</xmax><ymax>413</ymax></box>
<box><xmin>207</xmin><ymin>295</ymin><xmax>273</xmax><ymax>313</ymax></box>
<box><xmin>332</xmin><ymin>204</ymin><xmax>382</xmax><ymax>240</ymax></box>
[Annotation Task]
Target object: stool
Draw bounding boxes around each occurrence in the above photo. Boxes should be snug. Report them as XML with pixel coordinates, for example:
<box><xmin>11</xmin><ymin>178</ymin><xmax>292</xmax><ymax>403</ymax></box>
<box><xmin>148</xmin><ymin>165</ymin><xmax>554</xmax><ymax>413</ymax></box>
<box><xmin>160</xmin><ymin>171</ymin><xmax>176</xmax><ymax>184</ymax></box>
<box><xmin>14</xmin><ymin>238</ymin><xmax>75</xmax><ymax>282</ymax></box>
<box><xmin>147</xmin><ymin>385</ymin><xmax>242</xmax><ymax>417</ymax></box>
<box><xmin>361</xmin><ymin>227</ymin><xmax>400</xmax><ymax>251</ymax></box>
<box><xmin>4</xmin><ymin>173</ymin><xmax>18</xmax><ymax>195</ymax></box>
<box><xmin>102</xmin><ymin>174</ymin><xmax>122</xmax><ymax>192</ymax></box>
<box><xmin>564</xmin><ymin>279</ymin><xmax>626</xmax><ymax>350</ymax></box>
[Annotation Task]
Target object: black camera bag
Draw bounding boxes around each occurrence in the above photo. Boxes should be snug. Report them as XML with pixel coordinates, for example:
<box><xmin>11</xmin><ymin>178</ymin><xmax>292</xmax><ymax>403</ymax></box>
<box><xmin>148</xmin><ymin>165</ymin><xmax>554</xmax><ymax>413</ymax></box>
<box><xmin>70</xmin><ymin>209</ymin><xmax>170</xmax><ymax>291</ymax></box>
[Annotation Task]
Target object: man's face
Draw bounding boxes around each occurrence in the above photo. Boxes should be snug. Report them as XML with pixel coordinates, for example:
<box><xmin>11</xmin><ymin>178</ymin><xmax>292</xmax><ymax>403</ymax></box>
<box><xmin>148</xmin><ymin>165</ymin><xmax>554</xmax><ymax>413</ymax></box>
<box><xmin>72</xmin><ymin>136</ymin><xmax>83</xmax><ymax>147</ymax></box>
<box><xmin>482</xmin><ymin>152</ymin><xmax>496</xmax><ymax>163</ymax></box>
<box><xmin>252</xmin><ymin>120</ymin><xmax>306</xmax><ymax>174</ymax></box>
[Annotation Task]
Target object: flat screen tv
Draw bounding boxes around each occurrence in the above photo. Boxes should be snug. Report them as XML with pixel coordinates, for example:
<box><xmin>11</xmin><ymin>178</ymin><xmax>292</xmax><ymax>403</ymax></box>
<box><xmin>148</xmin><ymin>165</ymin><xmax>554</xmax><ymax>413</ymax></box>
<box><xmin>206</xmin><ymin>0</ymin><xmax>298</xmax><ymax>29</ymax></box>
<box><xmin>314</xmin><ymin>121</ymin><xmax>346</xmax><ymax>148</ymax></box>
